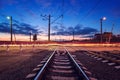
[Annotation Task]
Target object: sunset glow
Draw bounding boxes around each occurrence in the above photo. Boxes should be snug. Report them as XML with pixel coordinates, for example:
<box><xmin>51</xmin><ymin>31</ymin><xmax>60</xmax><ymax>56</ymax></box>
<box><xmin>0</xmin><ymin>0</ymin><xmax>120</xmax><ymax>41</ymax></box>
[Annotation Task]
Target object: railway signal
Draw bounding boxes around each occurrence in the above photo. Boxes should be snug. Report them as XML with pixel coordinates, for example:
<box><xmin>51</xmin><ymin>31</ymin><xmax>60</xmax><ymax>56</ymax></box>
<box><xmin>33</xmin><ymin>34</ymin><xmax>37</xmax><ymax>41</ymax></box>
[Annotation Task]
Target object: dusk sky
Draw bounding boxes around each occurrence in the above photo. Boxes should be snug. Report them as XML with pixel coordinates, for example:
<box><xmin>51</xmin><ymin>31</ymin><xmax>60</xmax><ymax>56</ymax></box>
<box><xmin>0</xmin><ymin>0</ymin><xmax>120</xmax><ymax>41</ymax></box>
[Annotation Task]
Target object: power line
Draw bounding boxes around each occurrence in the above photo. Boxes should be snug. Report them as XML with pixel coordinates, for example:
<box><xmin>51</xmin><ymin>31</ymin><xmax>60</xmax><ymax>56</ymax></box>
<box><xmin>41</xmin><ymin>14</ymin><xmax>63</xmax><ymax>41</ymax></box>
<box><xmin>80</xmin><ymin>0</ymin><xmax>103</xmax><ymax>22</ymax></box>
<box><xmin>51</xmin><ymin>15</ymin><xmax>63</xmax><ymax>24</ymax></box>
<box><xmin>40</xmin><ymin>0</ymin><xmax>65</xmax><ymax>41</ymax></box>
<box><xmin>61</xmin><ymin>0</ymin><xmax>64</xmax><ymax>26</ymax></box>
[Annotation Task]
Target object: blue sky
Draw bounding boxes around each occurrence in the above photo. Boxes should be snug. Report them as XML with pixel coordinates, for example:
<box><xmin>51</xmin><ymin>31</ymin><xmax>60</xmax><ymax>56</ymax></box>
<box><xmin>0</xmin><ymin>0</ymin><xmax>120</xmax><ymax>41</ymax></box>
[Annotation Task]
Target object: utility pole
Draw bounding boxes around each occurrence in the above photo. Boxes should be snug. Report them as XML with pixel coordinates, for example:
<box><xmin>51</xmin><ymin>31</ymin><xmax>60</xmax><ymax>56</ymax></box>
<box><xmin>10</xmin><ymin>16</ymin><xmax>13</xmax><ymax>42</ymax></box>
<box><xmin>100</xmin><ymin>19</ymin><xmax>102</xmax><ymax>43</ymax></box>
<box><xmin>41</xmin><ymin>14</ymin><xmax>51</xmax><ymax>42</ymax></box>
<box><xmin>73</xmin><ymin>28</ymin><xmax>74</xmax><ymax>41</ymax></box>
<box><xmin>41</xmin><ymin>14</ymin><xmax>62</xmax><ymax>42</ymax></box>
<box><xmin>40</xmin><ymin>0</ymin><xmax>64</xmax><ymax>42</ymax></box>
<box><xmin>48</xmin><ymin>14</ymin><xmax>51</xmax><ymax>41</ymax></box>
<box><xmin>29</xmin><ymin>31</ymin><xmax>32</xmax><ymax>42</ymax></box>
<box><xmin>30</xmin><ymin>32</ymin><xmax>32</xmax><ymax>42</ymax></box>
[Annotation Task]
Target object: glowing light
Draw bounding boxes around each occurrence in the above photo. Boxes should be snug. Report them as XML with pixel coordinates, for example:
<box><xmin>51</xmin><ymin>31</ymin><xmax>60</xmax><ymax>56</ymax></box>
<box><xmin>102</xmin><ymin>17</ymin><xmax>106</xmax><ymax>20</ymax></box>
<box><xmin>6</xmin><ymin>16</ymin><xmax>11</xmax><ymax>20</ymax></box>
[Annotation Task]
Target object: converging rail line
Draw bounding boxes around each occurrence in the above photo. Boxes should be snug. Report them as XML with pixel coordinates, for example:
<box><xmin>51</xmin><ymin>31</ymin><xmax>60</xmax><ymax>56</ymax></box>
<box><xmin>34</xmin><ymin>48</ymin><xmax>89</xmax><ymax>80</ymax></box>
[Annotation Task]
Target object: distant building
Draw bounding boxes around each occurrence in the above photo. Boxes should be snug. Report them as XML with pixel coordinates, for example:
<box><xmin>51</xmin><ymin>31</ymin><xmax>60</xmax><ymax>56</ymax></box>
<box><xmin>103</xmin><ymin>32</ymin><xmax>112</xmax><ymax>42</ymax></box>
<box><xmin>94</xmin><ymin>32</ymin><xmax>113</xmax><ymax>42</ymax></box>
<box><xmin>117</xmin><ymin>34</ymin><xmax>120</xmax><ymax>37</ymax></box>
<box><xmin>94</xmin><ymin>33</ymin><xmax>101</xmax><ymax>40</ymax></box>
<box><xmin>94</xmin><ymin>32</ymin><xmax>120</xmax><ymax>42</ymax></box>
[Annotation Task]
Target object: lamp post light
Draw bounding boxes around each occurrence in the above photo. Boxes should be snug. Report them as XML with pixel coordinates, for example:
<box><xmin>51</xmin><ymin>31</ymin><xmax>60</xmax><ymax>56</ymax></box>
<box><xmin>100</xmin><ymin>17</ymin><xmax>106</xmax><ymax>43</ymax></box>
<box><xmin>7</xmin><ymin>16</ymin><xmax>13</xmax><ymax>42</ymax></box>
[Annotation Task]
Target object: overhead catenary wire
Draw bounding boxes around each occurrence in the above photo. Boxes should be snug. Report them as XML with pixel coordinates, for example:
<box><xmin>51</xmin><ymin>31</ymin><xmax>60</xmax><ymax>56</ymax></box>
<box><xmin>80</xmin><ymin>0</ymin><xmax>103</xmax><ymax>22</ymax></box>
<box><xmin>61</xmin><ymin>0</ymin><xmax>64</xmax><ymax>26</ymax></box>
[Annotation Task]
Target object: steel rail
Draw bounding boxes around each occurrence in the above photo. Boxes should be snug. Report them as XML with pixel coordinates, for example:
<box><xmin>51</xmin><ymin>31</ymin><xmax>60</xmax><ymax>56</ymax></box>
<box><xmin>34</xmin><ymin>49</ymin><xmax>56</xmax><ymax>80</ymax></box>
<box><xmin>34</xmin><ymin>47</ymin><xmax>89</xmax><ymax>80</ymax></box>
<box><xmin>65</xmin><ymin>48</ymin><xmax>90</xmax><ymax>80</ymax></box>
<box><xmin>86</xmin><ymin>50</ymin><xmax>120</xmax><ymax>64</ymax></box>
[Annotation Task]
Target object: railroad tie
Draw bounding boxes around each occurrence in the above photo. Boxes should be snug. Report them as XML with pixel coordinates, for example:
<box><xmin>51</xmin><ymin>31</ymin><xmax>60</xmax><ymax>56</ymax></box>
<box><xmin>50</xmin><ymin>76</ymin><xmax>78</xmax><ymax>80</ymax></box>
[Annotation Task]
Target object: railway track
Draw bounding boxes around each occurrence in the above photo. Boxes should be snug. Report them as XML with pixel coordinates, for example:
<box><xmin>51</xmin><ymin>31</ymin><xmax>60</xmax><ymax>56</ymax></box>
<box><xmin>85</xmin><ymin>50</ymin><xmax>120</xmax><ymax>64</ymax></box>
<box><xmin>75</xmin><ymin>50</ymin><xmax>120</xmax><ymax>69</ymax></box>
<box><xmin>33</xmin><ymin>48</ymin><xmax>89</xmax><ymax>80</ymax></box>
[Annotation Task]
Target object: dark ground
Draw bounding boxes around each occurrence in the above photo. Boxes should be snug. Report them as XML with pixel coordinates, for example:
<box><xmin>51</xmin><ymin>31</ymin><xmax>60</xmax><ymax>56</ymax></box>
<box><xmin>0</xmin><ymin>46</ymin><xmax>120</xmax><ymax>80</ymax></box>
<box><xmin>73</xmin><ymin>51</ymin><xmax>120</xmax><ymax>80</ymax></box>
<box><xmin>0</xmin><ymin>49</ymin><xmax>52</xmax><ymax>80</ymax></box>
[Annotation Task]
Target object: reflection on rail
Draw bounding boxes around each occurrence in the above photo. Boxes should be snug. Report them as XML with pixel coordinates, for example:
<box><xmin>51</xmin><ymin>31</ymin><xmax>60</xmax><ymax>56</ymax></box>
<box><xmin>34</xmin><ymin>48</ymin><xmax>89</xmax><ymax>80</ymax></box>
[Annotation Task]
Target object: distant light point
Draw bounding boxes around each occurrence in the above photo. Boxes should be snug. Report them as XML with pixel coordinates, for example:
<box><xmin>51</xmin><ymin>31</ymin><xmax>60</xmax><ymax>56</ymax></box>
<box><xmin>6</xmin><ymin>16</ymin><xmax>11</xmax><ymax>20</ymax></box>
<box><xmin>102</xmin><ymin>17</ymin><xmax>106</xmax><ymax>20</ymax></box>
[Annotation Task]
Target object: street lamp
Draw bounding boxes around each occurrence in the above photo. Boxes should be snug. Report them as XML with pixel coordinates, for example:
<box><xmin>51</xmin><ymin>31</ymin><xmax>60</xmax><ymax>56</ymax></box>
<box><xmin>100</xmin><ymin>17</ymin><xmax>106</xmax><ymax>43</ymax></box>
<box><xmin>7</xmin><ymin>16</ymin><xmax>13</xmax><ymax>42</ymax></box>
